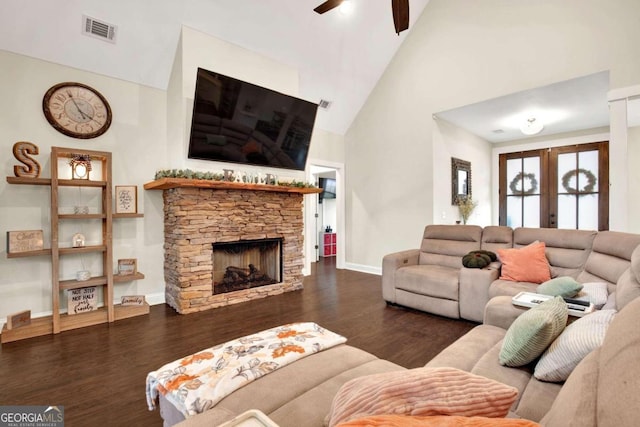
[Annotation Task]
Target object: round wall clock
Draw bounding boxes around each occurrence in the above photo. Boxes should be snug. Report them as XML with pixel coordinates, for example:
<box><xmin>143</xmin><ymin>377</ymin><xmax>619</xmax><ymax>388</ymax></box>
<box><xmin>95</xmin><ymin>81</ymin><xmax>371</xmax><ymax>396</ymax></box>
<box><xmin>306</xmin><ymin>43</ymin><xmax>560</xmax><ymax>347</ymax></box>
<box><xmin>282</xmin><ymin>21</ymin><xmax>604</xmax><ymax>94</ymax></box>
<box><xmin>42</xmin><ymin>82</ymin><xmax>112</xmax><ymax>139</ymax></box>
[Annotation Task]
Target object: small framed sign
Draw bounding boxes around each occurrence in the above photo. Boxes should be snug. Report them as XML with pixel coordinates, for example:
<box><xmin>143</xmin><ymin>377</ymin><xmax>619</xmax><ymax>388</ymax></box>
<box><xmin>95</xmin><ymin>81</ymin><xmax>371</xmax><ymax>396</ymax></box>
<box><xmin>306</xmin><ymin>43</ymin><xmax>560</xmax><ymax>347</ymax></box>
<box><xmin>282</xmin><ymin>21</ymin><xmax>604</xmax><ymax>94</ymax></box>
<box><xmin>117</xmin><ymin>258</ymin><xmax>137</xmax><ymax>276</ymax></box>
<box><xmin>6</xmin><ymin>310</ymin><xmax>31</xmax><ymax>330</ymax></box>
<box><xmin>7</xmin><ymin>230</ymin><xmax>44</xmax><ymax>253</ymax></box>
<box><xmin>67</xmin><ymin>287</ymin><xmax>98</xmax><ymax>315</ymax></box>
<box><xmin>115</xmin><ymin>185</ymin><xmax>137</xmax><ymax>214</ymax></box>
<box><xmin>121</xmin><ymin>295</ymin><xmax>146</xmax><ymax>306</ymax></box>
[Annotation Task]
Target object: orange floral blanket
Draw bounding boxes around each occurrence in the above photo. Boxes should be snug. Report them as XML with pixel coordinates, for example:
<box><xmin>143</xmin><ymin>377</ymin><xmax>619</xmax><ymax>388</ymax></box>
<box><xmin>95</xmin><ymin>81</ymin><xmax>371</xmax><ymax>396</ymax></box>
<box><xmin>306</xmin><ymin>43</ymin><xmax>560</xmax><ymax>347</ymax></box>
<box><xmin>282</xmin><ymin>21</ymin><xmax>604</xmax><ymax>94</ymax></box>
<box><xmin>145</xmin><ymin>322</ymin><xmax>346</xmax><ymax>417</ymax></box>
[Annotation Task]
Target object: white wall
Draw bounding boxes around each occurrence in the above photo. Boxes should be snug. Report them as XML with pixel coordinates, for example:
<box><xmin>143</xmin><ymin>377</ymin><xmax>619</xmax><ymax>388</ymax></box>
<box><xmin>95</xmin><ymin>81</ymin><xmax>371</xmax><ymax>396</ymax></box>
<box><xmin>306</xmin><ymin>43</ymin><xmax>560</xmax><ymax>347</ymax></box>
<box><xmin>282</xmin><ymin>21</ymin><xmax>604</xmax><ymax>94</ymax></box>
<box><xmin>629</xmin><ymin>125</ymin><xmax>640</xmax><ymax>233</ymax></box>
<box><xmin>0</xmin><ymin>28</ymin><xmax>345</xmax><ymax>322</ymax></box>
<box><xmin>432</xmin><ymin>118</ymin><xmax>492</xmax><ymax>226</ymax></box>
<box><xmin>345</xmin><ymin>0</ymin><xmax>640</xmax><ymax>269</ymax></box>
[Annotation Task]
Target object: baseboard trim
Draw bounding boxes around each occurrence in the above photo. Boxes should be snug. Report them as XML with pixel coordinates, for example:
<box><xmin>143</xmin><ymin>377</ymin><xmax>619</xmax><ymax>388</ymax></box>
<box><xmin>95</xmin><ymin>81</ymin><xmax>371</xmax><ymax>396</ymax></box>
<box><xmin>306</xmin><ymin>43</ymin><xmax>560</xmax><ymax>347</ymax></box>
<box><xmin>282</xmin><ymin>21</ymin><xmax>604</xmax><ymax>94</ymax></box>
<box><xmin>144</xmin><ymin>292</ymin><xmax>166</xmax><ymax>306</ymax></box>
<box><xmin>344</xmin><ymin>262</ymin><xmax>382</xmax><ymax>276</ymax></box>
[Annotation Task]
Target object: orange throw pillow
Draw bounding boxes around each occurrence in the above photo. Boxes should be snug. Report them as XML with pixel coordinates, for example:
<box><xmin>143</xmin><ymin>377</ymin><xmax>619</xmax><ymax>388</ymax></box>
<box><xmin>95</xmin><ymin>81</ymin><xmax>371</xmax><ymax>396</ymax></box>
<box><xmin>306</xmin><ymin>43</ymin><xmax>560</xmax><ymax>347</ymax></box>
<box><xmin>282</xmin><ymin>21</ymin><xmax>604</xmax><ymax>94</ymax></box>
<box><xmin>326</xmin><ymin>367</ymin><xmax>519</xmax><ymax>427</ymax></box>
<box><xmin>336</xmin><ymin>415</ymin><xmax>541</xmax><ymax>427</ymax></box>
<box><xmin>497</xmin><ymin>242</ymin><xmax>551</xmax><ymax>283</ymax></box>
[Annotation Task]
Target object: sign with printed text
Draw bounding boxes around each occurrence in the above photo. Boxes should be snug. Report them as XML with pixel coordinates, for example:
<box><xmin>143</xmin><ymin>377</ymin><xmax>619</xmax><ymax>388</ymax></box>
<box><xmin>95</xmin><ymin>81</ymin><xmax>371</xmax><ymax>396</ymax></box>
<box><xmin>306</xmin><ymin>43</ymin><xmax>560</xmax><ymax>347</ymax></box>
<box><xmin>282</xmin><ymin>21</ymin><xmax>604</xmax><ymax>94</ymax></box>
<box><xmin>121</xmin><ymin>295</ymin><xmax>145</xmax><ymax>306</ymax></box>
<box><xmin>67</xmin><ymin>287</ymin><xmax>97</xmax><ymax>315</ymax></box>
<box><xmin>0</xmin><ymin>405</ymin><xmax>64</xmax><ymax>427</ymax></box>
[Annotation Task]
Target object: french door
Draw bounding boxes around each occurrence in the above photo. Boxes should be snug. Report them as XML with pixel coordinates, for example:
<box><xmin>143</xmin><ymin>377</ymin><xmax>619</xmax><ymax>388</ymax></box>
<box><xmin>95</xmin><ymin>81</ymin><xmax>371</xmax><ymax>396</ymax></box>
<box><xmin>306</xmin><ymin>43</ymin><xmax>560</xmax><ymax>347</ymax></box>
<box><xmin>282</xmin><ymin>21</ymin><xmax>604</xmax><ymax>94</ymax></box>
<box><xmin>499</xmin><ymin>142</ymin><xmax>609</xmax><ymax>230</ymax></box>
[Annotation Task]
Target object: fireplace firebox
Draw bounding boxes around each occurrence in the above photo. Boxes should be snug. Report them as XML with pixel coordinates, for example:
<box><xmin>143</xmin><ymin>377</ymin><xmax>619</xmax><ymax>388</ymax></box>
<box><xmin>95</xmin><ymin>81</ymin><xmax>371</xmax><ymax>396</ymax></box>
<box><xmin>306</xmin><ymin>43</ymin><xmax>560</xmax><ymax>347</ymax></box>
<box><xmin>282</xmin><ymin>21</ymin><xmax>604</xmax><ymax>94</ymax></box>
<box><xmin>212</xmin><ymin>238</ymin><xmax>283</xmax><ymax>295</ymax></box>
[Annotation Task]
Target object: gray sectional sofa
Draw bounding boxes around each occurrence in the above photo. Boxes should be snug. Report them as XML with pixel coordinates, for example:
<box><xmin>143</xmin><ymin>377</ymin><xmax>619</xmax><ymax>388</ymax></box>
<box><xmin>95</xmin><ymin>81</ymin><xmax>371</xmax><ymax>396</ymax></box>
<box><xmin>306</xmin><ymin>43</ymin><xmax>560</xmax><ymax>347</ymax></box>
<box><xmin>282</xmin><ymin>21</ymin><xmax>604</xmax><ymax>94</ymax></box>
<box><xmin>382</xmin><ymin>225</ymin><xmax>640</xmax><ymax>322</ymax></box>
<box><xmin>157</xmin><ymin>225</ymin><xmax>640</xmax><ymax>427</ymax></box>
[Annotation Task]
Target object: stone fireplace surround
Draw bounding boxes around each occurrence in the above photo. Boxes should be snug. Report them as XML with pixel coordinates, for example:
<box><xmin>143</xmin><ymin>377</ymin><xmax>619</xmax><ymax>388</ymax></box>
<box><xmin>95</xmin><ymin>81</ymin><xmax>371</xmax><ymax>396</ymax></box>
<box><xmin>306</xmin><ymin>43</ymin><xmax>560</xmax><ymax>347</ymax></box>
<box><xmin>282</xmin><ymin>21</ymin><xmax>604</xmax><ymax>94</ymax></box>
<box><xmin>145</xmin><ymin>179</ymin><xmax>320</xmax><ymax>314</ymax></box>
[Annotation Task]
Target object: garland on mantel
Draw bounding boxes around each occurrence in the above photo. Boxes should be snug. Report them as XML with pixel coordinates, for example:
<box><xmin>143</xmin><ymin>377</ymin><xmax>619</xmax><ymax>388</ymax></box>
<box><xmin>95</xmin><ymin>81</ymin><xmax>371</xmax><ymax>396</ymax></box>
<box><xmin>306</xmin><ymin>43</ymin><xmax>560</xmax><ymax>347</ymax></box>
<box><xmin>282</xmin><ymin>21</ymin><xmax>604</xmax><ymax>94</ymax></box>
<box><xmin>153</xmin><ymin>169</ymin><xmax>316</xmax><ymax>189</ymax></box>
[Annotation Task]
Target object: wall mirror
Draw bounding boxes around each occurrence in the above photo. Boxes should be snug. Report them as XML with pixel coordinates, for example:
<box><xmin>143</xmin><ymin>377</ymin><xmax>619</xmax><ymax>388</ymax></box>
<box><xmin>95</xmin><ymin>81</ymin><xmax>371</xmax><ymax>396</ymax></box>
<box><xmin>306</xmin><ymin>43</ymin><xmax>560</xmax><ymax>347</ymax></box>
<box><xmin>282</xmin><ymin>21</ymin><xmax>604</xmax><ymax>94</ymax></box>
<box><xmin>451</xmin><ymin>157</ymin><xmax>471</xmax><ymax>205</ymax></box>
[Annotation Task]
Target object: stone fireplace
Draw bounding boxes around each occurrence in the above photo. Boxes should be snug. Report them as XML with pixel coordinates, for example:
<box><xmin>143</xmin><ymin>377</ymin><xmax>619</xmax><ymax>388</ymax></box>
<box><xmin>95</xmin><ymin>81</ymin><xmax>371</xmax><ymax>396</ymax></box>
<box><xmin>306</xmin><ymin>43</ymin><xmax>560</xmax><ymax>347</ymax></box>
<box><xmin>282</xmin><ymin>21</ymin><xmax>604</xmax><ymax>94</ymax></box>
<box><xmin>145</xmin><ymin>179</ymin><xmax>319</xmax><ymax>314</ymax></box>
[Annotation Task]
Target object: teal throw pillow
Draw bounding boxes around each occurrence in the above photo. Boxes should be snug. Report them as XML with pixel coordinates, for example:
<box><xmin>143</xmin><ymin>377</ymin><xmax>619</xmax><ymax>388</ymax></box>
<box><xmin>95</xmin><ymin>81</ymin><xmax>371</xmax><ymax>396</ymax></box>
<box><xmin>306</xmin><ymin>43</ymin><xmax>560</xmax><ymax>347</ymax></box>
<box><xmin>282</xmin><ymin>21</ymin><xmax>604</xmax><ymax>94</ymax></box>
<box><xmin>537</xmin><ymin>276</ymin><xmax>583</xmax><ymax>298</ymax></box>
<box><xmin>499</xmin><ymin>296</ymin><xmax>568</xmax><ymax>367</ymax></box>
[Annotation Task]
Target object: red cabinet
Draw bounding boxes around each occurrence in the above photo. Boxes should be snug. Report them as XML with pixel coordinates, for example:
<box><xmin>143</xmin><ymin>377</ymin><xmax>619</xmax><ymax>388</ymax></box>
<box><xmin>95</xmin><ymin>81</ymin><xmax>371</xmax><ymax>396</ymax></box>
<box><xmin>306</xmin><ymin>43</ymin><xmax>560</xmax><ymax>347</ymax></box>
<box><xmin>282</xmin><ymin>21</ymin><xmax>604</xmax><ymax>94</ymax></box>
<box><xmin>320</xmin><ymin>232</ymin><xmax>337</xmax><ymax>257</ymax></box>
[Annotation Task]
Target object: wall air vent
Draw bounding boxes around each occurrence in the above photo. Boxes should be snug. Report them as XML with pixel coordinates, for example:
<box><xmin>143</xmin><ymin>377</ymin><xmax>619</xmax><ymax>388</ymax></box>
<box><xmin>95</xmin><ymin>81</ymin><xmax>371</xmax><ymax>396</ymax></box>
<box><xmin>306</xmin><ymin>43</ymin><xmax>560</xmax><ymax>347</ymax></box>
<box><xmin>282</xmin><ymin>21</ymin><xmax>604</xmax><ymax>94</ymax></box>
<box><xmin>318</xmin><ymin>99</ymin><xmax>332</xmax><ymax>110</ymax></box>
<box><xmin>82</xmin><ymin>15</ymin><xmax>117</xmax><ymax>44</ymax></box>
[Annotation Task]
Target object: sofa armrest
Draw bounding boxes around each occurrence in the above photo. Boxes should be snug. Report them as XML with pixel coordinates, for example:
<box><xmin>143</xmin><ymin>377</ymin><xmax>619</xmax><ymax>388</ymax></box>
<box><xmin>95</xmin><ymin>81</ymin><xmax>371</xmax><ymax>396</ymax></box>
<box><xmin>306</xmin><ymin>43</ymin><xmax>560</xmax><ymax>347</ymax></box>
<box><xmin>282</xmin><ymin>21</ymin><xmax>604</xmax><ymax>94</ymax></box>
<box><xmin>382</xmin><ymin>249</ymin><xmax>420</xmax><ymax>303</ymax></box>
<box><xmin>484</xmin><ymin>295</ymin><xmax>528</xmax><ymax>329</ymax></box>
<box><xmin>459</xmin><ymin>262</ymin><xmax>501</xmax><ymax>322</ymax></box>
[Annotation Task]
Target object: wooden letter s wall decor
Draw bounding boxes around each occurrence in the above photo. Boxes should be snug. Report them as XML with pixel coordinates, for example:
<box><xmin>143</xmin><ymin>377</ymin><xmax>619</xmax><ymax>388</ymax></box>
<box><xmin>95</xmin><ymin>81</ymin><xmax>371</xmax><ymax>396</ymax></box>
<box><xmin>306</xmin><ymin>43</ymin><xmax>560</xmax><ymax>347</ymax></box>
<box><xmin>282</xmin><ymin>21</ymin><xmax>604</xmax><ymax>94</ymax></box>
<box><xmin>12</xmin><ymin>141</ymin><xmax>41</xmax><ymax>178</ymax></box>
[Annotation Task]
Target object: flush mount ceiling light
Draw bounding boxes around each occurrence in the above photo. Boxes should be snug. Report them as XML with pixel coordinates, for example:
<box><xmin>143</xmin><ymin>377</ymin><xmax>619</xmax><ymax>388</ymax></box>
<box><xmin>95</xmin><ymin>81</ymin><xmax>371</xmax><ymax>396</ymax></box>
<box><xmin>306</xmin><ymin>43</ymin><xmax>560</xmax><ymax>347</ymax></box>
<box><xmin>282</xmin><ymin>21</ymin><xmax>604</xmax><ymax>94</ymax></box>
<box><xmin>339</xmin><ymin>0</ymin><xmax>354</xmax><ymax>15</ymax></box>
<box><xmin>520</xmin><ymin>117</ymin><xmax>544</xmax><ymax>135</ymax></box>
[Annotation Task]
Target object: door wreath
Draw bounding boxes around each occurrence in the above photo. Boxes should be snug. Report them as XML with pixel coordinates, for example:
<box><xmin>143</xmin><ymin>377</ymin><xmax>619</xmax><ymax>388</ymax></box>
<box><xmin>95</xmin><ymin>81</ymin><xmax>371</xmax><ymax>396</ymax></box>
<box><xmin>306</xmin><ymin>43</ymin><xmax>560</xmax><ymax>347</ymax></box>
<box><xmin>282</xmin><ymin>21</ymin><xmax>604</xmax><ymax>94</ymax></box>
<box><xmin>509</xmin><ymin>172</ymin><xmax>538</xmax><ymax>195</ymax></box>
<box><xmin>561</xmin><ymin>168</ymin><xmax>597</xmax><ymax>194</ymax></box>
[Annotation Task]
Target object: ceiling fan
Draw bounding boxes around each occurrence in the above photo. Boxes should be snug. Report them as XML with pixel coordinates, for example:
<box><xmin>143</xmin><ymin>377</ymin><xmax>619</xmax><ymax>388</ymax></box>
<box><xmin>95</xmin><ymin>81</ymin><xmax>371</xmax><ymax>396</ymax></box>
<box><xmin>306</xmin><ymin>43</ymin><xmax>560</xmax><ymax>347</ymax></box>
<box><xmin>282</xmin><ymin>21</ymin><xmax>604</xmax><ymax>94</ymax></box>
<box><xmin>313</xmin><ymin>0</ymin><xmax>410</xmax><ymax>35</ymax></box>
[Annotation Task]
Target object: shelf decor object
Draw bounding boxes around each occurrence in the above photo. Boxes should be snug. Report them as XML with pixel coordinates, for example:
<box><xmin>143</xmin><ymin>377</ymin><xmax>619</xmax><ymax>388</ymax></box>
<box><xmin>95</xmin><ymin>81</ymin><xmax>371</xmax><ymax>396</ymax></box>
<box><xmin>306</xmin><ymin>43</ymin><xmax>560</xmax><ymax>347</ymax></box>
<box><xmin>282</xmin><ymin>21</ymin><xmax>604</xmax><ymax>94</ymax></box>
<box><xmin>12</xmin><ymin>141</ymin><xmax>41</xmax><ymax>178</ymax></box>
<box><xmin>117</xmin><ymin>258</ymin><xmax>137</xmax><ymax>275</ymax></box>
<box><xmin>69</xmin><ymin>153</ymin><xmax>92</xmax><ymax>179</ymax></box>
<box><xmin>2</xmin><ymin>146</ymin><xmax>148</xmax><ymax>344</ymax></box>
<box><xmin>72</xmin><ymin>232</ymin><xmax>86</xmax><ymax>248</ymax></box>
<box><xmin>7</xmin><ymin>230</ymin><xmax>44</xmax><ymax>253</ymax></box>
<box><xmin>115</xmin><ymin>185</ymin><xmax>137</xmax><ymax>214</ymax></box>
<box><xmin>67</xmin><ymin>287</ymin><xmax>98</xmax><ymax>315</ymax></box>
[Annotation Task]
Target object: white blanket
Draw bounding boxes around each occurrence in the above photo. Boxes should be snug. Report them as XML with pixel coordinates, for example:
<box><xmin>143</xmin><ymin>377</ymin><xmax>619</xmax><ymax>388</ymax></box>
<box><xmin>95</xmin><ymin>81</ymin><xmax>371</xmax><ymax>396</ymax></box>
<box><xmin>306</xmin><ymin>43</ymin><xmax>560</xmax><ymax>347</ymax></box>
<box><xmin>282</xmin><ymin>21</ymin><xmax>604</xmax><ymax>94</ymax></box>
<box><xmin>146</xmin><ymin>322</ymin><xmax>347</xmax><ymax>417</ymax></box>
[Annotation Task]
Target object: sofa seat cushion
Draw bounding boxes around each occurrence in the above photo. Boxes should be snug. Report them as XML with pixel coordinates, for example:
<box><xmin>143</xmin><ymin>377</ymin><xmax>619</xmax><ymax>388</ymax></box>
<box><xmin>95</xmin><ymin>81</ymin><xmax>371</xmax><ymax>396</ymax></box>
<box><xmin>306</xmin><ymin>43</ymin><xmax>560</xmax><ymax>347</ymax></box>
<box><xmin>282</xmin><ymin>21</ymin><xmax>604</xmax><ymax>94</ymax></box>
<box><xmin>395</xmin><ymin>265</ymin><xmax>459</xmax><ymax>300</ymax></box>
<box><xmin>426</xmin><ymin>324</ymin><xmax>562</xmax><ymax>422</ymax></box>
<box><xmin>489</xmin><ymin>280</ymin><xmax>538</xmax><ymax>299</ymax></box>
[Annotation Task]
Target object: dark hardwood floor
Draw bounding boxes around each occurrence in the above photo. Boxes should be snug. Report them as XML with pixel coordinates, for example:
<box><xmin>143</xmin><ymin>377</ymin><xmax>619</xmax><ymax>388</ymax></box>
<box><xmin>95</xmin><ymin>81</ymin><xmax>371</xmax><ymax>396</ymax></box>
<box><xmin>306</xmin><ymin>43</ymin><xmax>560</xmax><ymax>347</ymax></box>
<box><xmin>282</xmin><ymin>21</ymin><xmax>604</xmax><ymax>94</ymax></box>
<box><xmin>0</xmin><ymin>258</ymin><xmax>477</xmax><ymax>426</ymax></box>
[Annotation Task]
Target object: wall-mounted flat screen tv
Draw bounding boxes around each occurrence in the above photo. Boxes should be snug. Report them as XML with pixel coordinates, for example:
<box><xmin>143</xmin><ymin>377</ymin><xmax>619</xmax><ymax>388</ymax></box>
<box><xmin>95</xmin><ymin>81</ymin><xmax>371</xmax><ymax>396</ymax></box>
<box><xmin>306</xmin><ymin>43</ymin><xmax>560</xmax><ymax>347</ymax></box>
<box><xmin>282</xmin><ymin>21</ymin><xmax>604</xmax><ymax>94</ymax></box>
<box><xmin>187</xmin><ymin>67</ymin><xmax>319</xmax><ymax>171</ymax></box>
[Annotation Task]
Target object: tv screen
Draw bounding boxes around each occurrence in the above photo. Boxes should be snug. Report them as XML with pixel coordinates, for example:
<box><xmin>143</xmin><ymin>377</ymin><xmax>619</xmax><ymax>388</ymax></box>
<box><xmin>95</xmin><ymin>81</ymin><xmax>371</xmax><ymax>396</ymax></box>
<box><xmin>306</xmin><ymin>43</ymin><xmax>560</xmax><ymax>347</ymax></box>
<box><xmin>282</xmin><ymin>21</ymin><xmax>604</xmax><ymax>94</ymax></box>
<box><xmin>187</xmin><ymin>68</ymin><xmax>319</xmax><ymax>171</ymax></box>
<box><xmin>319</xmin><ymin>178</ymin><xmax>336</xmax><ymax>203</ymax></box>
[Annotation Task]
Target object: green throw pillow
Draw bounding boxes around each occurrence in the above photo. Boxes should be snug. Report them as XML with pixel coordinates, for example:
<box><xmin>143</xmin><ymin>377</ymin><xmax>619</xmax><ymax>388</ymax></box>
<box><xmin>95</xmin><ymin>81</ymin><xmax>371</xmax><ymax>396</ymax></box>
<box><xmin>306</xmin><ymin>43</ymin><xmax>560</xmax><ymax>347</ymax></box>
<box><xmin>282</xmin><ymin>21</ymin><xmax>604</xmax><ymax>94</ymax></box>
<box><xmin>499</xmin><ymin>296</ymin><xmax>568</xmax><ymax>367</ymax></box>
<box><xmin>537</xmin><ymin>276</ymin><xmax>583</xmax><ymax>298</ymax></box>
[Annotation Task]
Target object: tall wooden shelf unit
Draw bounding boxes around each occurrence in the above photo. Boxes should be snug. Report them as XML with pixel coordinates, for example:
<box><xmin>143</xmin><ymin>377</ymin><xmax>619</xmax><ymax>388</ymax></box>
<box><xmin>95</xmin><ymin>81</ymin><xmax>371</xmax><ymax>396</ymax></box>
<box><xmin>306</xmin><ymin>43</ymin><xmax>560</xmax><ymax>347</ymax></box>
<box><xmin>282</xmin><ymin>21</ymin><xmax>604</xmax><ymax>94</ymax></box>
<box><xmin>2</xmin><ymin>147</ymin><xmax>148</xmax><ymax>344</ymax></box>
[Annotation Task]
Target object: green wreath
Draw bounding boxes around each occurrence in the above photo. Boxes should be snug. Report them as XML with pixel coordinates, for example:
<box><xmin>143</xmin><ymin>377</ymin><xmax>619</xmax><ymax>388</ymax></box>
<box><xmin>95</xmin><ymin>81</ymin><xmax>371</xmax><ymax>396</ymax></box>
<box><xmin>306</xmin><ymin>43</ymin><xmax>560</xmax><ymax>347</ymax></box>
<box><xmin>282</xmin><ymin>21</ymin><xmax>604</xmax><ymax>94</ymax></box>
<box><xmin>509</xmin><ymin>172</ymin><xmax>538</xmax><ymax>195</ymax></box>
<box><xmin>561</xmin><ymin>168</ymin><xmax>597</xmax><ymax>194</ymax></box>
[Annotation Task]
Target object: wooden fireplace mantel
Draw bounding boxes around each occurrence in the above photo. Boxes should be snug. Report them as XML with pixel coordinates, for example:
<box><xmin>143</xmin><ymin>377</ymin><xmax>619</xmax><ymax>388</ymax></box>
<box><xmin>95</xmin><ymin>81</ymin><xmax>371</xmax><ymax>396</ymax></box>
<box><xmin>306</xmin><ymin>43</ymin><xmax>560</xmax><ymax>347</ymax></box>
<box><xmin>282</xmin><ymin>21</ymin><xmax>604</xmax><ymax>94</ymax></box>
<box><xmin>143</xmin><ymin>178</ymin><xmax>322</xmax><ymax>194</ymax></box>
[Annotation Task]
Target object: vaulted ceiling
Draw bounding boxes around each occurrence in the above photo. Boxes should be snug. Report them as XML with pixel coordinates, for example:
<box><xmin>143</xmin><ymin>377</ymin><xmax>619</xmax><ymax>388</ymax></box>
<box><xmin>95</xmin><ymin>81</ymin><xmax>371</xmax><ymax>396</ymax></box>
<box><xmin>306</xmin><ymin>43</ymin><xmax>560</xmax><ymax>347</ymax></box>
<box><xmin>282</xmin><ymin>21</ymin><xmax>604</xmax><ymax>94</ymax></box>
<box><xmin>0</xmin><ymin>0</ymin><xmax>430</xmax><ymax>135</ymax></box>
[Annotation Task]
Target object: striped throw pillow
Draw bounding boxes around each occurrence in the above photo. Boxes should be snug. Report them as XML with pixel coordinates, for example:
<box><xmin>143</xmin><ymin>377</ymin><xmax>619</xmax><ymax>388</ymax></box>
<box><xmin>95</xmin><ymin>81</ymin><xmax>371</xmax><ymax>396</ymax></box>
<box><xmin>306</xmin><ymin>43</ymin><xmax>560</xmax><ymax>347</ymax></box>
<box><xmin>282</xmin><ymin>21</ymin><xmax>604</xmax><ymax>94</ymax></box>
<box><xmin>499</xmin><ymin>296</ymin><xmax>568</xmax><ymax>367</ymax></box>
<box><xmin>326</xmin><ymin>367</ymin><xmax>519</xmax><ymax>427</ymax></box>
<box><xmin>535</xmin><ymin>309</ymin><xmax>616</xmax><ymax>382</ymax></box>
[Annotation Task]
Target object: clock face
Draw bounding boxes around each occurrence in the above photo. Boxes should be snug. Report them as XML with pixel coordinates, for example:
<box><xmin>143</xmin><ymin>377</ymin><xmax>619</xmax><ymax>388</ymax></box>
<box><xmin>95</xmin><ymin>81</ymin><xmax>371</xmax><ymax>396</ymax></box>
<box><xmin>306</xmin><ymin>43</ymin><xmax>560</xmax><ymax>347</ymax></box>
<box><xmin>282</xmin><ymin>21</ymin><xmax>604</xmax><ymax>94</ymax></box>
<box><xmin>43</xmin><ymin>82</ymin><xmax>112</xmax><ymax>139</ymax></box>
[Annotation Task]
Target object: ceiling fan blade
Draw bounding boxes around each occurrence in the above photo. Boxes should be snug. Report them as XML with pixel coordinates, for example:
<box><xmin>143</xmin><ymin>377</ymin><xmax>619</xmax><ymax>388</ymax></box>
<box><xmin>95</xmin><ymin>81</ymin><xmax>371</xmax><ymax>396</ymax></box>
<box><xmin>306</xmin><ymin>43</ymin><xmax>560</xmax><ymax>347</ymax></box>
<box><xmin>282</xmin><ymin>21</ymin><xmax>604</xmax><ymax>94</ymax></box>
<box><xmin>392</xmin><ymin>0</ymin><xmax>410</xmax><ymax>34</ymax></box>
<box><xmin>314</xmin><ymin>0</ymin><xmax>343</xmax><ymax>14</ymax></box>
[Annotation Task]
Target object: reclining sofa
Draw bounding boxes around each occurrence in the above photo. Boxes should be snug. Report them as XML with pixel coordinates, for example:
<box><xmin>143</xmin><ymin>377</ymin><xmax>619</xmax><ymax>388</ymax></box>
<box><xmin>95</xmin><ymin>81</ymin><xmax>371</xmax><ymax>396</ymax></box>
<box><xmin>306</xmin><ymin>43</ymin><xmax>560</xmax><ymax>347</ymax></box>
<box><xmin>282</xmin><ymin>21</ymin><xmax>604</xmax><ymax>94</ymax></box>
<box><xmin>382</xmin><ymin>225</ymin><xmax>640</xmax><ymax>322</ymax></box>
<box><xmin>167</xmin><ymin>242</ymin><xmax>640</xmax><ymax>426</ymax></box>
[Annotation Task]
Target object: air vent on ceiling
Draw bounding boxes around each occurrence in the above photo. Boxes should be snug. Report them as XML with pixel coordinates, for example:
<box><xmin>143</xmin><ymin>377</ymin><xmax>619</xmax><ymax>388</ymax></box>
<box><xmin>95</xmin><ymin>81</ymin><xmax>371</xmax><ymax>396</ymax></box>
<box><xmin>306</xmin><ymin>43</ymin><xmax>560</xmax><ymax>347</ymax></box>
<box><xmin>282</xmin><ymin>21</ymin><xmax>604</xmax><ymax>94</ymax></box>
<box><xmin>82</xmin><ymin>15</ymin><xmax>117</xmax><ymax>44</ymax></box>
<box><xmin>492</xmin><ymin>129</ymin><xmax>505</xmax><ymax>134</ymax></box>
<box><xmin>318</xmin><ymin>99</ymin><xmax>332</xmax><ymax>110</ymax></box>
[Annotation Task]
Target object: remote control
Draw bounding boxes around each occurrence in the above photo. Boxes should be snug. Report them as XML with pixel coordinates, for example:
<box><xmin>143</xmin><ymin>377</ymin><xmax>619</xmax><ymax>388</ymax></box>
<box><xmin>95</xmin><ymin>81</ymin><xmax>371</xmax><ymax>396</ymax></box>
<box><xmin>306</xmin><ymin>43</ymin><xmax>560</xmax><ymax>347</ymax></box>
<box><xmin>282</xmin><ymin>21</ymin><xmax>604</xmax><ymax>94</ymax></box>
<box><xmin>563</xmin><ymin>297</ymin><xmax>590</xmax><ymax>307</ymax></box>
<box><xmin>567</xmin><ymin>304</ymin><xmax>586</xmax><ymax>311</ymax></box>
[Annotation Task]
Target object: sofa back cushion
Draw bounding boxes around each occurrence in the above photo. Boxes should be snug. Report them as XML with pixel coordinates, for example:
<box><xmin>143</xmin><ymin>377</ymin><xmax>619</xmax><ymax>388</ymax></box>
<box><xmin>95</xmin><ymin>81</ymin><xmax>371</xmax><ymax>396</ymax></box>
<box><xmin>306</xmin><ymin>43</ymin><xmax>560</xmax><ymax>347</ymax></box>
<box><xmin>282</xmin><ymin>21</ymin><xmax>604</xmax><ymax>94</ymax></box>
<box><xmin>419</xmin><ymin>225</ymin><xmax>482</xmax><ymax>269</ymax></box>
<box><xmin>613</xmin><ymin>245</ymin><xmax>640</xmax><ymax>310</ymax></box>
<box><xmin>541</xmin><ymin>295</ymin><xmax>640</xmax><ymax>427</ymax></box>
<box><xmin>596</xmin><ymin>294</ymin><xmax>640</xmax><ymax>426</ymax></box>
<box><xmin>576</xmin><ymin>230</ymin><xmax>640</xmax><ymax>294</ymax></box>
<box><xmin>480</xmin><ymin>226</ymin><xmax>514</xmax><ymax>253</ymax></box>
<box><xmin>513</xmin><ymin>228</ymin><xmax>596</xmax><ymax>279</ymax></box>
